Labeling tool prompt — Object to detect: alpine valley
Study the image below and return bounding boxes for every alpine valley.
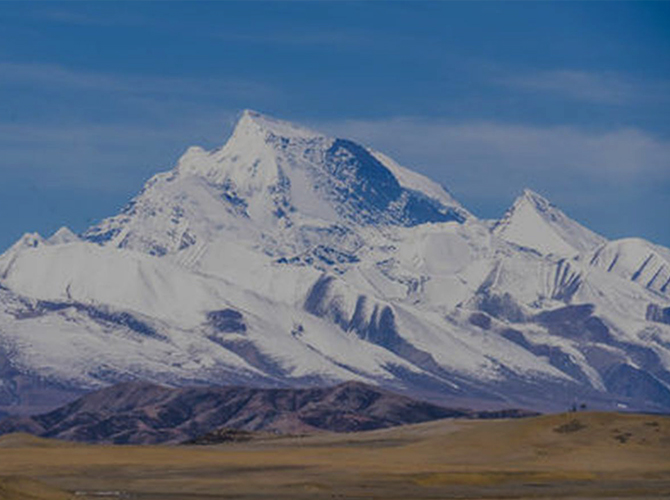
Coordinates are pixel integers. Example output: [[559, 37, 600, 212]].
[[1, 110, 669, 417]]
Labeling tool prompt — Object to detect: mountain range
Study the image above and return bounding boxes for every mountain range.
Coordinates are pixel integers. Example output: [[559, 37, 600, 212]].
[[0, 110, 669, 416], [0, 380, 534, 444]]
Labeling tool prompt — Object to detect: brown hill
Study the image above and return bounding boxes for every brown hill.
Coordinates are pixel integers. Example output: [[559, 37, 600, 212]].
[[0, 381, 532, 444]]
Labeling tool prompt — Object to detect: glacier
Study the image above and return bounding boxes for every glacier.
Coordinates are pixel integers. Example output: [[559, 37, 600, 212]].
[[0, 109, 669, 415]]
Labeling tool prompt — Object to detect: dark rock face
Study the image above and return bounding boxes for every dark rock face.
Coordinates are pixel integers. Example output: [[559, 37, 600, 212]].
[[475, 292, 526, 323], [604, 364, 670, 407], [0, 343, 87, 416], [646, 304, 670, 325], [325, 139, 402, 213], [207, 309, 246, 333], [550, 259, 583, 302], [322, 139, 465, 227], [277, 245, 359, 268], [0, 381, 535, 445], [303, 275, 340, 322], [304, 279, 449, 382], [13, 300, 165, 341], [209, 338, 286, 377], [499, 329, 591, 385], [534, 304, 613, 343], [469, 313, 492, 330], [535, 304, 594, 324]]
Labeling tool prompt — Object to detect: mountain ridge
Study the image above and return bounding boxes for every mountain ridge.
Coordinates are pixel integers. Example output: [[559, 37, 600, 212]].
[[0, 380, 537, 444], [0, 110, 668, 416]]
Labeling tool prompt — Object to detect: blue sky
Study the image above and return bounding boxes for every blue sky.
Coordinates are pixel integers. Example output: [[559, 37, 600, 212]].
[[1, 1, 668, 250]]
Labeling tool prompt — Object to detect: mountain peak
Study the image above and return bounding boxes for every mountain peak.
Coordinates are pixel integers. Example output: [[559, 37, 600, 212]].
[[12, 232, 44, 250], [0, 232, 44, 272], [517, 188, 553, 212], [232, 109, 322, 141], [81, 110, 469, 258], [495, 189, 606, 256], [521, 187, 543, 200], [47, 227, 79, 245]]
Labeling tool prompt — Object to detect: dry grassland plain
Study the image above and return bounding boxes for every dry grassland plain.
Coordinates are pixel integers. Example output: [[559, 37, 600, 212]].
[[0, 412, 669, 500]]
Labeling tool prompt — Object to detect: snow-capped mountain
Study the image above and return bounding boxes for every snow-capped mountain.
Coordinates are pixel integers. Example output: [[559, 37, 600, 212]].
[[82, 111, 467, 263], [1, 110, 669, 415], [493, 188, 606, 257]]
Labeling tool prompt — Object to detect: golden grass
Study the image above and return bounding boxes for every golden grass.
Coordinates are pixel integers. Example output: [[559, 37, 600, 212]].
[[0, 411, 669, 499], [0, 477, 74, 500]]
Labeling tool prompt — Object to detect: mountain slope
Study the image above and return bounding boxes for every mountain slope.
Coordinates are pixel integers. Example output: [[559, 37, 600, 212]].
[[587, 237, 670, 299], [0, 110, 669, 416]]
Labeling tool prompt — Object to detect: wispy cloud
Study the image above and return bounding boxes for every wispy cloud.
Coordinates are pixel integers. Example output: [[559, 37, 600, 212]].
[[0, 114, 237, 191], [318, 117, 670, 215], [0, 62, 279, 194], [500, 69, 670, 105], [1, 111, 668, 245], [6, 111, 668, 202], [214, 30, 370, 47], [33, 8, 140, 27], [323, 117, 669, 178], [0, 61, 276, 101]]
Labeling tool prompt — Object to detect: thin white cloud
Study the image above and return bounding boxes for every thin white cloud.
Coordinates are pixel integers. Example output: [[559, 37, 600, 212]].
[[214, 30, 369, 47], [500, 69, 670, 105], [0, 61, 275, 100], [318, 117, 670, 210], [5, 114, 668, 200], [323, 117, 669, 177], [0, 115, 236, 191], [1, 112, 668, 245], [32, 8, 143, 27]]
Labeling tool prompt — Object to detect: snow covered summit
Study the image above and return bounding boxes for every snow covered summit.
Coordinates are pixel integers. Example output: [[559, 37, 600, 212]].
[[0, 111, 669, 416], [82, 110, 468, 261], [494, 189, 606, 256]]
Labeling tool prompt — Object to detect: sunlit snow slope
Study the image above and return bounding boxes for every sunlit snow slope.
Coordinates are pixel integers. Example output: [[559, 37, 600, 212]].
[[1, 110, 669, 415]]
